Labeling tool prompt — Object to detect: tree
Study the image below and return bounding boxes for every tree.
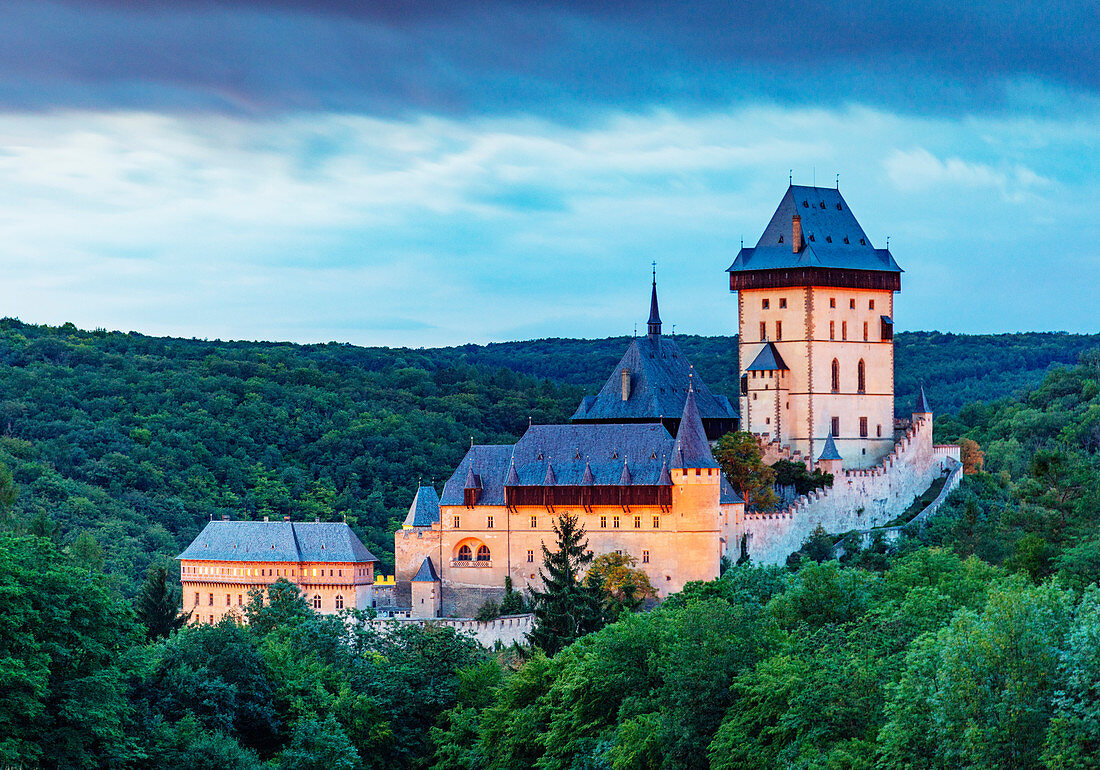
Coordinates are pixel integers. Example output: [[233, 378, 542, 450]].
[[714, 431, 777, 510], [137, 560, 190, 640], [528, 512, 604, 655], [959, 438, 985, 474], [587, 552, 656, 619], [278, 714, 360, 770]]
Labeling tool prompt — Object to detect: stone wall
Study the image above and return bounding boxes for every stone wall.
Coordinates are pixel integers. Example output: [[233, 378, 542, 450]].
[[442, 584, 506, 618], [745, 415, 955, 565], [366, 613, 534, 648]]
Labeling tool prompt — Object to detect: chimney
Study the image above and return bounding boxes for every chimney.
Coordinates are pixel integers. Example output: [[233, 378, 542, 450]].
[[283, 516, 290, 521], [221, 515, 229, 521], [263, 516, 269, 522], [792, 214, 802, 253], [621, 368, 631, 401]]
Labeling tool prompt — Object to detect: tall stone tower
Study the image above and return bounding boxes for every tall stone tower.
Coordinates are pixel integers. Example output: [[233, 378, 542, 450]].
[[728, 185, 902, 468]]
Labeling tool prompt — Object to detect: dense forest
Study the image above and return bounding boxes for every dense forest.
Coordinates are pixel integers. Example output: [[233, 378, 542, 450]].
[[3, 322, 1100, 767], [0, 318, 1096, 595]]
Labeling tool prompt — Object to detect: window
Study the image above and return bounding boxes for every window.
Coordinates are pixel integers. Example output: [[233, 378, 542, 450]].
[[453, 515, 460, 528], [530, 515, 537, 528], [335, 595, 344, 610], [487, 515, 494, 529], [527, 549, 534, 563], [860, 417, 869, 438], [762, 298, 769, 309], [858, 359, 866, 393], [779, 298, 787, 308], [775, 321, 782, 341], [210, 615, 214, 624], [643, 550, 650, 564], [634, 515, 641, 529], [238, 594, 243, 605], [832, 416, 840, 436], [830, 297, 836, 308], [877, 424, 882, 438], [458, 544, 472, 561], [881, 316, 894, 341], [653, 515, 660, 529], [759, 321, 766, 341], [850, 298, 856, 309], [613, 515, 620, 529], [194, 592, 199, 606], [313, 595, 321, 610], [842, 321, 848, 340], [208, 593, 214, 606], [338, 569, 342, 577], [476, 545, 491, 562], [600, 515, 607, 528], [869, 299, 875, 310], [830, 321, 835, 340], [831, 359, 840, 392]]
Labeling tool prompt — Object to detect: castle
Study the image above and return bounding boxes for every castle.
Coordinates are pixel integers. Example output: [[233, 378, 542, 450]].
[[393, 183, 960, 617]]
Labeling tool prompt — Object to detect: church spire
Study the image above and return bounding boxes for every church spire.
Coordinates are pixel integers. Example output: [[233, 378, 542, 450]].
[[647, 262, 662, 337]]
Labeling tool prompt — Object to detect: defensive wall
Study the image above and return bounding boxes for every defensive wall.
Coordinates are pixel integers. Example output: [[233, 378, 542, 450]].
[[365, 613, 533, 648], [745, 415, 958, 564]]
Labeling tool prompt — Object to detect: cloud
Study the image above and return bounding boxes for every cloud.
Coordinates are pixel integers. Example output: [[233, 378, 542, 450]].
[[883, 148, 1051, 200]]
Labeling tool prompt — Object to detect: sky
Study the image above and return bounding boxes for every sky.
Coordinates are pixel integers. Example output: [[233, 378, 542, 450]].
[[0, 0, 1097, 346]]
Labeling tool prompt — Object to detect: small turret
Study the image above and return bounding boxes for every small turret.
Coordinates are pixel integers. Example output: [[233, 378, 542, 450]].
[[816, 432, 843, 476], [914, 384, 932, 417], [671, 380, 719, 470]]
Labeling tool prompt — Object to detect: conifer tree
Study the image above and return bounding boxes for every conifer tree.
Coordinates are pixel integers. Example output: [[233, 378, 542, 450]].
[[137, 561, 190, 640], [528, 512, 604, 655]]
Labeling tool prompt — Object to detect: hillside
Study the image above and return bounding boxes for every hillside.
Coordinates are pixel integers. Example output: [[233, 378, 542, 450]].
[[0, 317, 1095, 594]]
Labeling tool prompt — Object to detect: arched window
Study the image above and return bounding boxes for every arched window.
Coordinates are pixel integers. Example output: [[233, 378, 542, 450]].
[[312, 595, 321, 610], [335, 595, 344, 610], [831, 359, 840, 393], [476, 544, 491, 562], [458, 544, 472, 561], [857, 359, 866, 393]]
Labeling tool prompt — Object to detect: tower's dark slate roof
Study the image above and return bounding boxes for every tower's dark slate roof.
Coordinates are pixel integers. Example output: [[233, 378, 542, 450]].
[[179, 521, 378, 563], [570, 335, 738, 424], [412, 556, 440, 582], [745, 341, 789, 372], [915, 385, 932, 414], [648, 278, 662, 331], [440, 424, 677, 505], [403, 484, 440, 527], [728, 185, 902, 275], [672, 385, 719, 469], [543, 462, 557, 486], [817, 433, 843, 461], [720, 475, 744, 505]]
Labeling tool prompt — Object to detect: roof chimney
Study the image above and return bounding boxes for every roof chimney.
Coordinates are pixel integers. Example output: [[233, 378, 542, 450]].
[[792, 214, 803, 253], [263, 516, 269, 522], [221, 515, 229, 521], [621, 368, 631, 401]]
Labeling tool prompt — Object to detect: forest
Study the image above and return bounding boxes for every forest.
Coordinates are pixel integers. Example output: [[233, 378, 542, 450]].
[[2, 320, 1100, 767]]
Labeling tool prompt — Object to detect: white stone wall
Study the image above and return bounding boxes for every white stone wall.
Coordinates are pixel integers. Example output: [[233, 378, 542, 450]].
[[745, 415, 953, 565], [365, 613, 534, 648]]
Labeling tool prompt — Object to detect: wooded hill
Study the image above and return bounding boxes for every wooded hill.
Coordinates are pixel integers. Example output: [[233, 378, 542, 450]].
[[0, 317, 1095, 594]]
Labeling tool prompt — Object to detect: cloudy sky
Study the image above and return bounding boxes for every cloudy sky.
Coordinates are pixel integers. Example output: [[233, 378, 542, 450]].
[[0, 0, 1097, 346]]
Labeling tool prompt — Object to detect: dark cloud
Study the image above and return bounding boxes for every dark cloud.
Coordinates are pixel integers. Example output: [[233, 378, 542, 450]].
[[0, 0, 1095, 118]]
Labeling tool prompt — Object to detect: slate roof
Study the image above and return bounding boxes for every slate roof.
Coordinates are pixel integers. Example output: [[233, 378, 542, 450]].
[[648, 278, 662, 332], [915, 385, 932, 414], [403, 484, 441, 527], [720, 475, 744, 505], [817, 433, 843, 461], [412, 556, 440, 582], [728, 185, 902, 275], [440, 424, 678, 506], [179, 521, 378, 563], [745, 342, 789, 372], [570, 334, 738, 423], [671, 384, 719, 469]]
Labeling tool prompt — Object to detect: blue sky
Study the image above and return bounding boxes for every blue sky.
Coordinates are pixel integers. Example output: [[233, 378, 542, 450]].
[[0, 0, 1097, 345]]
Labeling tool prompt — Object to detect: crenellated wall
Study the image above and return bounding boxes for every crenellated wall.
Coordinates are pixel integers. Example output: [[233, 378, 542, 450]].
[[366, 613, 534, 648], [744, 414, 955, 565]]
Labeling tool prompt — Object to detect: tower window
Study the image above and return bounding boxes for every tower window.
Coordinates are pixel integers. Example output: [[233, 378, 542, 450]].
[[762, 298, 769, 309], [613, 516, 620, 529], [830, 321, 835, 340], [313, 595, 321, 610], [831, 359, 840, 392], [760, 321, 766, 341], [643, 550, 650, 564], [864, 322, 869, 341], [486, 515, 494, 529], [850, 298, 856, 309], [335, 595, 344, 610], [860, 417, 869, 438], [530, 515, 537, 528], [600, 515, 607, 528], [869, 299, 875, 310], [653, 516, 660, 528], [832, 416, 840, 436], [842, 321, 847, 340], [779, 298, 787, 308], [877, 424, 882, 438], [858, 359, 866, 393], [634, 515, 641, 529], [775, 321, 782, 341], [453, 515, 460, 528], [830, 297, 836, 308], [527, 549, 534, 563]]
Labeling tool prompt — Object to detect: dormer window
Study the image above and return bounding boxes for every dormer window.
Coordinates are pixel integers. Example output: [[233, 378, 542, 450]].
[[802, 200, 809, 207], [826, 236, 832, 243], [778, 235, 784, 243], [844, 236, 849, 244]]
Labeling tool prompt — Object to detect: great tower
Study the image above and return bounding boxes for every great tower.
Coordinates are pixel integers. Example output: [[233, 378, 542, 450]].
[[728, 184, 902, 469]]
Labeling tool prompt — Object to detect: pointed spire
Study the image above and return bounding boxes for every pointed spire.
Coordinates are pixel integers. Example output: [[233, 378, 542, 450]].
[[915, 384, 932, 414], [672, 380, 718, 469], [581, 459, 595, 486], [658, 456, 672, 486], [817, 432, 843, 461], [404, 483, 441, 527], [647, 262, 662, 337], [542, 461, 556, 486], [618, 458, 633, 486], [464, 465, 481, 490], [505, 459, 520, 486]]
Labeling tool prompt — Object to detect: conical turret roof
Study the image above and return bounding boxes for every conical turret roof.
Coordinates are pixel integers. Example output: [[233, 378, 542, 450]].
[[581, 459, 595, 485], [647, 273, 662, 336], [464, 465, 481, 489], [817, 432, 843, 461], [403, 483, 441, 527], [618, 458, 633, 485], [671, 381, 718, 469], [542, 461, 557, 486], [915, 384, 932, 414]]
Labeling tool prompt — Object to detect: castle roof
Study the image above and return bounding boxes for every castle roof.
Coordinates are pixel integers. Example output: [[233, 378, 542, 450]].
[[915, 384, 932, 414], [570, 334, 738, 424], [440, 423, 677, 505], [411, 556, 440, 582], [403, 483, 440, 527], [745, 341, 789, 372], [648, 275, 662, 334], [178, 520, 378, 563], [728, 185, 902, 276], [671, 383, 719, 469], [720, 475, 743, 504], [817, 432, 843, 461]]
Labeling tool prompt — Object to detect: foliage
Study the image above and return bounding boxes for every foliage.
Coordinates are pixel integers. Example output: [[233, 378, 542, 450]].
[[528, 512, 605, 655], [587, 551, 657, 619], [771, 458, 833, 495], [136, 560, 190, 640], [714, 431, 777, 510]]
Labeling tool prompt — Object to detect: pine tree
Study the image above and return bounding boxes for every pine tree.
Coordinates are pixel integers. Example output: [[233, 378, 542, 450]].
[[137, 561, 190, 640], [528, 512, 604, 655]]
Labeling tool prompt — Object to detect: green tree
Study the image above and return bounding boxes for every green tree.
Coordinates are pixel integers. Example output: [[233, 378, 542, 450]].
[[714, 431, 777, 510], [278, 714, 361, 770], [587, 551, 656, 619], [528, 512, 604, 655], [137, 560, 190, 640], [1043, 586, 1100, 768]]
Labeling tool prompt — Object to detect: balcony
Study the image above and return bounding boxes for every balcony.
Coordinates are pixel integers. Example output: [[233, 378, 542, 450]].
[[450, 559, 492, 568]]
